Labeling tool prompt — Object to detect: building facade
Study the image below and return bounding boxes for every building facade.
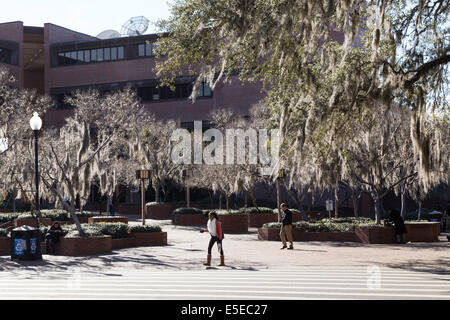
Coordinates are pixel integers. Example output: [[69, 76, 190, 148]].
[[0, 21, 265, 128]]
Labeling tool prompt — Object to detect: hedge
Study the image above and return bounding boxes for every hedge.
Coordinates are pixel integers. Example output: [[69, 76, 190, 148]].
[[263, 218, 383, 232], [173, 207, 204, 215], [240, 207, 274, 214], [41, 223, 163, 239]]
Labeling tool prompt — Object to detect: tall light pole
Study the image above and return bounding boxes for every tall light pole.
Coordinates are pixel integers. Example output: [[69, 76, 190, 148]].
[[136, 170, 150, 225], [30, 112, 42, 228], [277, 169, 285, 223]]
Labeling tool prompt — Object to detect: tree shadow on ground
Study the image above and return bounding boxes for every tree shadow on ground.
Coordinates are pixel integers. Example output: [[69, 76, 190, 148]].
[[369, 258, 450, 276], [298, 241, 450, 251]]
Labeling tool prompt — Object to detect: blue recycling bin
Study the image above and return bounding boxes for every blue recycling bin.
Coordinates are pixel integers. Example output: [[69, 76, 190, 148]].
[[10, 226, 42, 261]]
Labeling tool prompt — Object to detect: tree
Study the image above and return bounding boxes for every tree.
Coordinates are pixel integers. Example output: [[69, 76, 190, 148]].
[[155, 0, 449, 199], [38, 89, 144, 235]]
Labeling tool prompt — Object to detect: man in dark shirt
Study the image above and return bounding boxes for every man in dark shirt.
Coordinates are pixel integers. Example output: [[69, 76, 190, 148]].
[[280, 203, 294, 250]]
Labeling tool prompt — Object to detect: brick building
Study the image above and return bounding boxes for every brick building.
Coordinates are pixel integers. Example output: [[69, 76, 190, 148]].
[[0, 21, 265, 128]]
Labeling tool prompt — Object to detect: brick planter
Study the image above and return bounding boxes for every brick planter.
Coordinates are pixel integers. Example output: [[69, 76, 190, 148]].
[[248, 213, 278, 228], [258, 227, 361, 242], [147, 204, 175, 220], [132, 232, 167, 247], [14, 218, 52, 228], [111, 237, 135, 250], [44, 236, 113, 256], [117, 205, 142, 215], [218, 214, 248, 233], [355, 227, 396, 244], [172, 214, 207, 226], [0, 237, 10, 256], [405, 222, 441, 242], [88, 216, 129, 224]]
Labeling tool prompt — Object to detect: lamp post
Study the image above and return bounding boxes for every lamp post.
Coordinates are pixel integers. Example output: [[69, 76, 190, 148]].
[[136, 170, 150, 225], [30, 112, 42, 228]]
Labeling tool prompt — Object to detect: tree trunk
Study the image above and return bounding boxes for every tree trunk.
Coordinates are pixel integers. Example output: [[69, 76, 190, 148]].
[[352, 194, 359, 218], [400, 190, 406, 218], [285, 187, 307, 221], [244, 192, 248, 208], [226, 196, 230, 211], [248, 190, 258, 208], [219, 193, 222, 210], [154, 184, 160, 203], [374, 196, 381, 225], [418, 201, 422, 220]]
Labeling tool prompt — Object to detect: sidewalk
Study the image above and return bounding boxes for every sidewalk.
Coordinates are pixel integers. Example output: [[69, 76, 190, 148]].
[[1, 215, 448, 274]]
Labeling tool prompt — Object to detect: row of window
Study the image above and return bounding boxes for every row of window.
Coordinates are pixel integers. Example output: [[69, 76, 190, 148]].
[[0, 48, 12, 65], [56, 42, 158, 66], [53, 82, 212, 108], [137, 82, 212, 101], [57, 46, 125, 65]]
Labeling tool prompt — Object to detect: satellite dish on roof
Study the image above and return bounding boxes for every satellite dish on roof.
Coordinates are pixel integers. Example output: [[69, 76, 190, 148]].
[[97, 30, 121, 39], [121, 16, 149, 37]]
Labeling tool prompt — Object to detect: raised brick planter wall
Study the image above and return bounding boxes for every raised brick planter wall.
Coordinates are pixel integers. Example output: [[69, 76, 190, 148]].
[[258, 227, 362, 242], [405, 222, 441, 242], [111, 237, 135, 250], [88, 216, 128, 224], [218, 214, 248, 233], [44, 236, 113, 256], [14, 218, 52, 228], [355, 227, 396, 244], [0, 237, 10, 256], [117, 205, 142, 215], [172, 214, 207, 226], [147, 204, 175, 220], [249, 213, 304, 228], [132, 232, 168, 247]]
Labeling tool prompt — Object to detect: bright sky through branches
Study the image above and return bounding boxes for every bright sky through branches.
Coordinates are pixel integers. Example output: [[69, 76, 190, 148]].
[[0, 0, 171, 36]]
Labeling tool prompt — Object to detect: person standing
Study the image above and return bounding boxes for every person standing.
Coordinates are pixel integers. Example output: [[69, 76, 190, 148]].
[[45, 222, 66, 254], [280, 203, 294, 250], [200, 211, 225, 266], [388, 208, 407, 244]]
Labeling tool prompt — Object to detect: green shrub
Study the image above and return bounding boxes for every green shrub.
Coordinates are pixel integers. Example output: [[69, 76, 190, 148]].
[[263, 218, 387, 232], [0, 228, 8, 237], [62, 224, 104, 238], [173, 207, 204, 215], [263, 222, 282, 228], [241, 207, 274, 214], [146, 202, 160, 206], [129, 225, 162, 233], [271, 208, 301, 214], [94, 223, 130, 239]]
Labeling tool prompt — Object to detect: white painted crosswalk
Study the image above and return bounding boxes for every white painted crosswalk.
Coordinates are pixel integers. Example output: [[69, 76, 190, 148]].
[[0, 267, 449, 300]]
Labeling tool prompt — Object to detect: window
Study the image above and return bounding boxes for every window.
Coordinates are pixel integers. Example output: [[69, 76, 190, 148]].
[[0, 48, 12, 64], [97, 48, 103, 61], [77, 51, 84, 62], [118, 46, 124, 59], [138, 43, 155, 57], [91, 49, 97, 62], [104, 47, 111, 61], [198, 82, 212, 97], [84, 50, 90, 63], [111, 47, 117, 60]]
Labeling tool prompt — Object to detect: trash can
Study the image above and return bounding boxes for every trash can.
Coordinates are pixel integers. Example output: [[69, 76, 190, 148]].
[[10, 225, 42, 261]]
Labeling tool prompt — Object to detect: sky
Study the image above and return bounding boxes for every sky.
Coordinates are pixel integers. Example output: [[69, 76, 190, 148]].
[[0, 0, 172, 37]]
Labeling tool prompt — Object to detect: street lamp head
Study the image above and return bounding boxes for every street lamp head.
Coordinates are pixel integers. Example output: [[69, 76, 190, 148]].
[[30, 112, 43, 131]]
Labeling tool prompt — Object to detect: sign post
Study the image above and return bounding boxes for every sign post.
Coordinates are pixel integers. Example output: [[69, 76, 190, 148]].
[[326, 200, 334, 219], [136, 170, 150, 226]]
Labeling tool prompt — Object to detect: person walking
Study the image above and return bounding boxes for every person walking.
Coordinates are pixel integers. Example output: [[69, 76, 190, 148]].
[[200, 211, 225, 266], [280, 203, 294, 250]]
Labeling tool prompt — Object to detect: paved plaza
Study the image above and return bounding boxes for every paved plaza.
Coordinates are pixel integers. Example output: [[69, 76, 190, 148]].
[[0, 216, 449, 300]]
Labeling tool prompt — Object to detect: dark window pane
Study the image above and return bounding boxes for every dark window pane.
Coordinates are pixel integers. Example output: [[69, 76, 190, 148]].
[[91, 49, 97, 61], [145, 43, 152, 56], [137, 87, 153, 101], [58, 52, 65, 65], [104, 47, 111, 61], [97, 48, 103, 61], [203, 83, 211, 96], [84, 50, 90, 63], [77, 51, 84, 62], [118, 46, 124, 59], [138, 44, 145, 57], [111, 47, 117, 60]]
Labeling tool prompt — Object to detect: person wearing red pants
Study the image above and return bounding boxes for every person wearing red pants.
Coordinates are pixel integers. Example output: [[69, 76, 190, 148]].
[[200, 211, 225, 266]]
